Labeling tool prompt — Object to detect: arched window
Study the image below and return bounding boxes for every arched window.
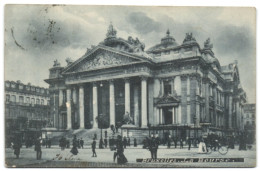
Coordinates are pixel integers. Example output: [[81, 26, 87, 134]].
[[36, 99, 40, 104]]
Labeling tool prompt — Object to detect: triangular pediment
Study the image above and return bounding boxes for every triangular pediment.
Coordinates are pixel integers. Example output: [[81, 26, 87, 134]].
[[63, 47, 147, 73]]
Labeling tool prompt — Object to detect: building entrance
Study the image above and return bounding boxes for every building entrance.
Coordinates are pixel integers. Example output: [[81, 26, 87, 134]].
[[163, 107, 173, 125]]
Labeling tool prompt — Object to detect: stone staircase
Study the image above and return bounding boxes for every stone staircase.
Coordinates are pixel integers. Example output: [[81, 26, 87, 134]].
[[50, 128, 122, 146]]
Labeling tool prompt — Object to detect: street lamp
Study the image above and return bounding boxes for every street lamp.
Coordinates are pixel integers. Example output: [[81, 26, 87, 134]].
[[193, 115, 197, 139]]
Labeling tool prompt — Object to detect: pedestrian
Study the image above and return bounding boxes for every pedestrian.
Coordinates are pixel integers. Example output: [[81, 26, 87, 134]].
[[13, 137, 22, 159], [134, 138, 137, 147], [115, 135, 127, 164], [149, 135, 158, 159], [180, 139, 183, 149], [110, 125, 115, 134], [77, 139, 81, 148], [105, 130, 108, 138], [115, 124, 119, 133], [127, 137, 130, 147], [66, 140, 70, 148], [48, 139, 52, 148], [70, 135, 79, 155], [174, 138, 177, 148], [80, 138, 84, 149], [104, 138, 108, 148], [94, 133, 97, 140], [92, 138, 97, 157], [198, 138, 207, 154], [45, 137, 48, 148], [35, 137, 42, 160], [188, 138, 192, 150], [167, 137, 171, 148], [123, 137, 127, 148], [59, 136, 65, 150]]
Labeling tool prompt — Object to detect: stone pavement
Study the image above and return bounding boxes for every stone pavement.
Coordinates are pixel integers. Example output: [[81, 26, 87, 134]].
[[5, 145, 256, 168]]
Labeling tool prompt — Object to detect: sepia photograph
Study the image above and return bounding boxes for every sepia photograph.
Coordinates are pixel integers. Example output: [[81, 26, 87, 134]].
[[3, 4, 256, 168]]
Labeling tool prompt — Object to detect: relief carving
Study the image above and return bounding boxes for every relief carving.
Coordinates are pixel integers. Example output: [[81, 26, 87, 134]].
[[76, 52, 136, 72]]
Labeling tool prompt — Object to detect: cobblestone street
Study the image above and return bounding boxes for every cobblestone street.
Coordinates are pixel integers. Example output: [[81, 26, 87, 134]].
[[5, 145, 256, 168]]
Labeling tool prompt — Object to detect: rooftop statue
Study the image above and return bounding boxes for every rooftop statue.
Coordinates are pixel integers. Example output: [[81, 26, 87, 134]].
[[183, 32, 196, 44], [204, 38, 213, 49], [127, 36, 145, 51], [65, 57, 73, 66], [106, 22, 117, 38], [53, 59, 61, 67]]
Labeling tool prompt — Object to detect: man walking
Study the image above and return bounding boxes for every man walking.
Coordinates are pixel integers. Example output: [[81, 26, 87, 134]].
[[123, 137, 127, 149], [35, 137, 42, 160], [80, 138, 84, 149], [92, 138, 97, 157], [149, 135, 158, 159]]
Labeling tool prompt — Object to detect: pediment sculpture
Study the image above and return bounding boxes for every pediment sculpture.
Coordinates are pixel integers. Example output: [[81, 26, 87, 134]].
[[75, 52, 138, 72]]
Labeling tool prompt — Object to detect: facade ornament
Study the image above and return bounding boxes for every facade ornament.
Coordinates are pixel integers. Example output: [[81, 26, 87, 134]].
[[204, 38, 213, 49], [76, 52, 135, 72], [161, 29, 175, 44], [127, 36, 145, 52], [66, 57, 73, 66], [53, 59, 61, 67], [106, 22, 117, 38], [182, 32, 196, 44]]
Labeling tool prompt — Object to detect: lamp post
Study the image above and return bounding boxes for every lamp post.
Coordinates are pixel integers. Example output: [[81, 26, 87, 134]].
[[193, 115, 197, 139]]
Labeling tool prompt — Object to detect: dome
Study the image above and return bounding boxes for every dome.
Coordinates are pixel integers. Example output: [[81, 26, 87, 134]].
[[147, 29, 179, 53]]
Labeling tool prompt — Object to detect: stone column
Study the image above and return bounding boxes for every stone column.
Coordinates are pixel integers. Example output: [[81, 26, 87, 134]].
[[159, 108, 162, 124], [92, 82, 98, 128], [59, 89, 63, 106], [175, 75, 181, 95], [156, 108, 160, 125], [79, 85, 85, 129], [178, 106, 182, 124], [109, 80, 115, 126], [134, 85, 139, 127], [66, 88, 72, 129], [124, 78, 130, 114], [172, 107, 175, 124], [141, 77, 148, 128], [204, 79, 210, 123], [160, 79, 164, 96]]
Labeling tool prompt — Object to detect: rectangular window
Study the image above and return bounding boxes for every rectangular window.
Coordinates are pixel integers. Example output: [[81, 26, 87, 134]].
[[36, 99, 40, 104], [164, 80, 172, 95], [26, 97, 30, 103], [31, 98, 35, 105], [41, 99, 44, 105], [19, 96, 24, 103], [11, 95, 16, 102], [6, 94, 10, 102]]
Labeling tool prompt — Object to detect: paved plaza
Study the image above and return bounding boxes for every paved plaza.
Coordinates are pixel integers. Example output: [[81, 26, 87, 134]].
[[5, 145, 256, 168]]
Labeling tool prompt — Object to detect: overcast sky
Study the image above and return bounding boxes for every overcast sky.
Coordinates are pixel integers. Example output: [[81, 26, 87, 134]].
[[4, 5, 256, 103]]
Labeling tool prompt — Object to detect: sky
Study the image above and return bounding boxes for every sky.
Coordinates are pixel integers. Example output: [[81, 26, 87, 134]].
[[4, 5, 256, 103]]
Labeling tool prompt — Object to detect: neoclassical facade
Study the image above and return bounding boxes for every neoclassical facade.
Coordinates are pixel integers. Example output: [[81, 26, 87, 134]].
[[45, 24, 247, 138]]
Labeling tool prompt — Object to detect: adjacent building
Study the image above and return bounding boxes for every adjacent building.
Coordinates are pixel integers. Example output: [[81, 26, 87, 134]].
[[45, 24, 247, 140], [243, 103, 256, 143], [5, 80, 51, 145]]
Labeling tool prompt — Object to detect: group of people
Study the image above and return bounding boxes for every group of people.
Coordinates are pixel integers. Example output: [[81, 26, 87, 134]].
[[143, 135, 160, 159], [59, 136, 84, 150]]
